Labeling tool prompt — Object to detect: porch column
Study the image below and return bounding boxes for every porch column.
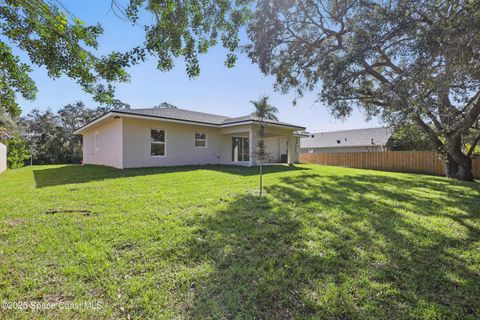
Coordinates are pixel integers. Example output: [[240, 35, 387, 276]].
[[249, 127, 256, 166], [287, 135, 296, 164]]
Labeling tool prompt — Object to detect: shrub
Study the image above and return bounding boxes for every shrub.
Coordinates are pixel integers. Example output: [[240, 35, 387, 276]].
[[7, 138, 30, 168]]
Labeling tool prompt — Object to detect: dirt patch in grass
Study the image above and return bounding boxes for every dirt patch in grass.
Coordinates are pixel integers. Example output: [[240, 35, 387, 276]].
[[2, 218, 25, 227], [43, 293, 74, 304], [44, 209, 95, 216]]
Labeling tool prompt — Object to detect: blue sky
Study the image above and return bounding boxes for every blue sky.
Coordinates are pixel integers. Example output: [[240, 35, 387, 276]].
[[17, 0, 383, 133]]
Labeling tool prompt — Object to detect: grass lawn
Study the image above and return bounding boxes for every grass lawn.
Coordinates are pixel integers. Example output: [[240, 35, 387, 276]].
[[0, 164, 479, 319]]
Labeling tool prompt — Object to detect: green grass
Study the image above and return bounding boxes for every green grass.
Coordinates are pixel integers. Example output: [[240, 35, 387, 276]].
[[0, 164, 479, 319]]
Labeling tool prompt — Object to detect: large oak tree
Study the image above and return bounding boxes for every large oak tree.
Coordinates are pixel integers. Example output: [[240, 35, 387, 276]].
[[245, 0, 480, 180]]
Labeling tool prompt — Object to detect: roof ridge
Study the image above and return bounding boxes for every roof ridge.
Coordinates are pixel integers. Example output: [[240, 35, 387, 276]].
[[312, 127, 389, 134], [127, 107, 232, 119], [173, 107, 232, 119]]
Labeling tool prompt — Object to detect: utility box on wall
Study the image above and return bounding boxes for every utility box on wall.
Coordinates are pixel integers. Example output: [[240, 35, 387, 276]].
[[0, 142, 6, 174]]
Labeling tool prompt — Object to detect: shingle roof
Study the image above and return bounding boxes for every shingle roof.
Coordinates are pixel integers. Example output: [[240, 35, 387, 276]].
[[115, 107, 231, 125], [300, 127, 393, 148], [112, 107, 304, 128], [74, 104, 306, 134]]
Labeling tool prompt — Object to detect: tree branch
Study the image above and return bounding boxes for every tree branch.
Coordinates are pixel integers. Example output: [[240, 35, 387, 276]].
[[424, 108, 444, 132], [361, 60, 393, 86], [452, 91, 480, 133], [412, 114, 443, 150], [467, 133, 480, 157]]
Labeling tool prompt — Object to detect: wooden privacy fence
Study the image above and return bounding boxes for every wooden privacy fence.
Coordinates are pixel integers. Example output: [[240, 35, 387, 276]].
[[300, 151, 480, 179]]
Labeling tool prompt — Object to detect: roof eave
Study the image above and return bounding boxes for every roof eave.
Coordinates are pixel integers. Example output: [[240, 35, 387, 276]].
[[73, 112, 112, 134], [300, 144, 387, 148], [220, 120, 305, 130], [74, 110, 306, 134]]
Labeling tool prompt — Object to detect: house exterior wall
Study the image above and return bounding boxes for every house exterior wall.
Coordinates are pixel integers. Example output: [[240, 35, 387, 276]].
[[0, 142, 6, 174], [295, 137, 301, 162], [82, 118, 123, 168], [264, 137, 281, 161], [263, 136, 294, 162], [122, 117, 228, 168], [81, 117, 301, 168], [301, 145, 386, 154], [249, 124, 297, 164]]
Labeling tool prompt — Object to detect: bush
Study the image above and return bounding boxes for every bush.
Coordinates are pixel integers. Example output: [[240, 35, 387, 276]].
[[7, 138, 30, 168]]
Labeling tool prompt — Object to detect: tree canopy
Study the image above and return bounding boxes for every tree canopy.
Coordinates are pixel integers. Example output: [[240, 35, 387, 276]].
[[0, 0, 136, 117], [389, 122, 435, 151], [121, 0, 250, 77], [21, 102, 103, 165], [0, 0, 252, 117], [244, 0, 480, 180]]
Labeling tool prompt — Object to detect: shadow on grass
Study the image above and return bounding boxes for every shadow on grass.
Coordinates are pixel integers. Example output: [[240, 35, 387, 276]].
[[32, 164, 308, 188], [186, 172, 480, 319]]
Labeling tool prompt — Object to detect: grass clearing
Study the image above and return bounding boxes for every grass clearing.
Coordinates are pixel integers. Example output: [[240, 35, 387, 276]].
[[0, 164, 479, 319]]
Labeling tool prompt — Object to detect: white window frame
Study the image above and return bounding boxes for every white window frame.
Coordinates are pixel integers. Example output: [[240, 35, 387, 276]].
[[195, 132, 207, 148], [94, 131, 99, 151], [232, 137, 250, 162], [150, 128, 166, 157]]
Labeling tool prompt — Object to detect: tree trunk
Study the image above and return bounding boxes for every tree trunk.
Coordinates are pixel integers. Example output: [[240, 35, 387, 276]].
[[413, 109, 477, 181], [443, 153, 473, 181], [259, 162, 263, 196]]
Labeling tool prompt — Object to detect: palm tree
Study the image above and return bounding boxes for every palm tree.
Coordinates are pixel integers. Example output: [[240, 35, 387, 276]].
[[250, 96, 279, 196]]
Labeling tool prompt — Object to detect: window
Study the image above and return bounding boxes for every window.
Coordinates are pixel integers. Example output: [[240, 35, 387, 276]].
[[195, 133, 207, 148], [94, 131, 99, 151], [151, 129, 165, 156], [336, 139, 341, 144], [231, 137, 249, 162]]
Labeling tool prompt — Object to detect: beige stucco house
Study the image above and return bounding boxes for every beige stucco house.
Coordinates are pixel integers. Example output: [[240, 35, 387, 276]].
[[74, 105, 305, 169]]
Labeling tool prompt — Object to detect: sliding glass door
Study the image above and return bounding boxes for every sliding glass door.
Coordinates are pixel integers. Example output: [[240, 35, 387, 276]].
[[232, 137, 249, 162]]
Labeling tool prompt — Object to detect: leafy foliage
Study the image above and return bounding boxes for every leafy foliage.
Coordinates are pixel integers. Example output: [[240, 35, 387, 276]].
[[0, 0, 252, 117], [389, 123, 435, 151], [0, 109, 17, 141], [22, 109, 67, 164], [6, 138, 29, 168], [245, 0, 480, 180], [1, 108, 29, 168], [251, 96, 279, 161], [21, 102, 104, 164], [0, 0, 136, 117], [122, 0, 251, 77]]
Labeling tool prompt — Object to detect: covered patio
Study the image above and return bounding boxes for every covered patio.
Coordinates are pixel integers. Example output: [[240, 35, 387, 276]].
[[220, 123, 301, 166]]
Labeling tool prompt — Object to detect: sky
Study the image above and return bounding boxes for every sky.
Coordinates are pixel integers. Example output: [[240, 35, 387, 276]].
[[16, 0, 383, 133]]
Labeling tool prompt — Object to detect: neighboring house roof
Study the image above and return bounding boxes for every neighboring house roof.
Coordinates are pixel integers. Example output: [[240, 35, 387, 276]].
[[74, 105, 306, 134], [301, 127, 393, 148]]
